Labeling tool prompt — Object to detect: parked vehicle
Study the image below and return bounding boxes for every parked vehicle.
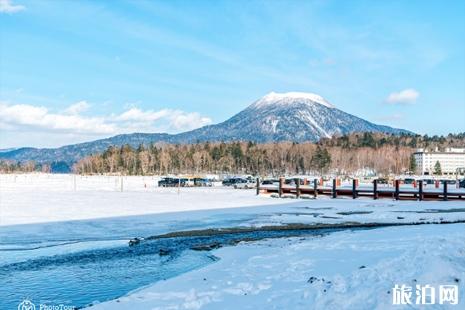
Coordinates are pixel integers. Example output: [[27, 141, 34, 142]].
[[181, 178, 195, 187], [233, 178, 255, 189], [222, 178, 237, 186], [194, 178, 212, 187], [459, 179, 465, 188], [158, 177, 185, 187], [261, 179, 279, 186], [403, 178, 415, 184], [422, 179, 435, 185], [374, 178, 388, 184], [285, 178, 306, 185], [222, 177, 254, 188]]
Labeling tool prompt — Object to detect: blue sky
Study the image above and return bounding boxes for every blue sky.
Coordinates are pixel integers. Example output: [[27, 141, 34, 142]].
[[1, 0, 464, 148]]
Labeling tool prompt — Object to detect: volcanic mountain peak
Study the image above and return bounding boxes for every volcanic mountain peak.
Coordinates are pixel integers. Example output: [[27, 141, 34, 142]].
[[0, 91, 411, 170], [256, 91, 335, 109]]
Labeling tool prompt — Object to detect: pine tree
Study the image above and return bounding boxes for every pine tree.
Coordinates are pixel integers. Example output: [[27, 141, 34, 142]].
[[311, 146, 332, 173], [409, 154, 417, 174], [434, 161, 442, 175]]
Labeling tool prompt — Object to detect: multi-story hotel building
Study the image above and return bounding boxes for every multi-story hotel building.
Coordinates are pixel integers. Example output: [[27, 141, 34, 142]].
[[414, 147, 465, 175]]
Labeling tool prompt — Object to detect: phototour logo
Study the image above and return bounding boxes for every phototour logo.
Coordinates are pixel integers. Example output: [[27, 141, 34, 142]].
[[18, 299, 35, 310], [18, 300, 75, 310]]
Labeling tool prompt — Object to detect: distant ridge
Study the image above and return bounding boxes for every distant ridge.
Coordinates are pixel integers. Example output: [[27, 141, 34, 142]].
[[0, 92, 411, 169]]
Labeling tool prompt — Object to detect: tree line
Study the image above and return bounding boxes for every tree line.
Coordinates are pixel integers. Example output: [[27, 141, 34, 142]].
[[72, 142, 333, 176], [71, 141, 409, 176], [2, 132, 464, 176], [0, 160, 51, 174], [71, 132, 465, 176], [319, 132, 465, 149]]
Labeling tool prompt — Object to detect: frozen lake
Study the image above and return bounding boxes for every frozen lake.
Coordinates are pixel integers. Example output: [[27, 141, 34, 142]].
[[1, 174, 464, 309]]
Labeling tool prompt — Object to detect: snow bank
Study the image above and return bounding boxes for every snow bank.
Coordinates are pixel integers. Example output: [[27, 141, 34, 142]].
[[91, 223, 465, 309]]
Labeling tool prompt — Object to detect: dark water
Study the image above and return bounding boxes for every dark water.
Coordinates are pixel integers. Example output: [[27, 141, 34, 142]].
[[0, 241, 215, 309], [0, 227, 360, 309]]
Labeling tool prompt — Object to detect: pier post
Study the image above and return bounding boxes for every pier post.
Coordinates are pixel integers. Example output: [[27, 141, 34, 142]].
[[443, 182, 448, 201], [332, 179, 337, 198], [352, 179, 357, 199], [418, 180, 423, 201], [295, 178, 301, 198], [373, 179, 378, 200], [313, 178, 318, 198], [395, 179, 400, 200], [256, 177, 260, 195], [279, 177, 284, 197]]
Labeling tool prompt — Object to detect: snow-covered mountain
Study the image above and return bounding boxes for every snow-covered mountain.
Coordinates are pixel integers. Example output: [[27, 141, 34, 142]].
[[0, 92, 411, 168], [173, 91, 409, 143]]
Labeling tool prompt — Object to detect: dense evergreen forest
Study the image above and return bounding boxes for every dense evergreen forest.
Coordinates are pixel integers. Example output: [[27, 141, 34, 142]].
[[2, 132, 464, 176]]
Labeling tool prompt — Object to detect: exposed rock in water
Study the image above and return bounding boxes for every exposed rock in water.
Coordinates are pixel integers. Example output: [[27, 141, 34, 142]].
[[128, 237, 144, 246], [191, 242, 222, 251]]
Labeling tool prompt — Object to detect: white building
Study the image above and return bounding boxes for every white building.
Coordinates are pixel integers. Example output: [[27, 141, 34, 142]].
[[414, 147, 465, 176]]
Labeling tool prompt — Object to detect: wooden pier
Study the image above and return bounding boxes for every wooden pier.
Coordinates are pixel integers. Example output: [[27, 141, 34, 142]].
[[257, 178, 465, 201]]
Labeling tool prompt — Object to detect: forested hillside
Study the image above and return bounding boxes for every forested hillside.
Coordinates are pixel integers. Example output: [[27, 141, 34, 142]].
[[2, 132, 464, 176]]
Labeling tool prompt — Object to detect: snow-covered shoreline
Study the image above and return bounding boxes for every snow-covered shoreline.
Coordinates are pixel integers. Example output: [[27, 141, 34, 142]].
[[1, 173, 464, 309], [2, 174, 465, 227], [91, 223, 465, 310]]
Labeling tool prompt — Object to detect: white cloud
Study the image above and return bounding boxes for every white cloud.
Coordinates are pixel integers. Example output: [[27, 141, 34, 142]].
[[0, 0, 25, 13], [64, 101, 90, 115], [0, 102, 114, 134], [0, 101, 212, 139], [386, 89, 419, 105], [168, 111, 212, 131], [111, 107, 212, 133], [114, 107, 170, 122]]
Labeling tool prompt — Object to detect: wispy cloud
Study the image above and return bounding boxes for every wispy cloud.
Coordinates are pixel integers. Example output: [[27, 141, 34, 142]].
[[0, 101, 212, 137], [386, 89, 419, 105], [64, 101, 90, 115], [0, 102, 113, 134], [0, 0, 25, 13], [169, 110, 212, 131]]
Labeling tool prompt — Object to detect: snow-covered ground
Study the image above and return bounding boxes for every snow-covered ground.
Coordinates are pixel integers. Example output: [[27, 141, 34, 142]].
[[1, 174, 464, 227], [92, 223, 465, 310], [1, 174, 464, 309], [0, 174, 294, 226]]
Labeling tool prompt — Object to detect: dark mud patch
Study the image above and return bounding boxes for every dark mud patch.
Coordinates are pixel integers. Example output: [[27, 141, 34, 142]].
[[145, 220, 465, 241], [392, 208, 465, 214], [275, 212, 323, 217], [298, 207, 334, 210], [336, 211, 374, 215]]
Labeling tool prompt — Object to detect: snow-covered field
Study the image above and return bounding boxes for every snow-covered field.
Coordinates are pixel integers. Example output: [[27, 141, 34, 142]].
[[92, 224, 465, 310], [1, 174, 464, 227], [0, 174, 293, 226], [1, 174, 464, 309]]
